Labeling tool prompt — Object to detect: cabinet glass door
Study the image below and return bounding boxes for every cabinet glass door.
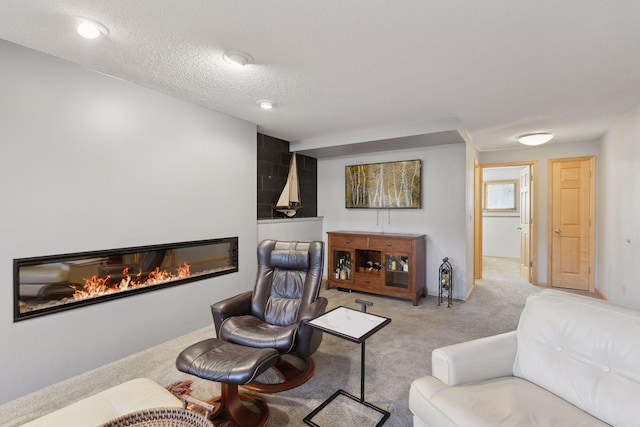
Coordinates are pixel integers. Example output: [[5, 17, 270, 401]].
[[384, 254, 409, 290]]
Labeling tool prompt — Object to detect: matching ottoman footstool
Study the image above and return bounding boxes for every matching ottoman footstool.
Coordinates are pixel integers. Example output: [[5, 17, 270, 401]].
[[176, 338, 280, 427]]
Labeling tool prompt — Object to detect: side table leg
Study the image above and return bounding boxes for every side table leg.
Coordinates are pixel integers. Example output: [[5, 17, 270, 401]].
[[360, 341, 366, 401]]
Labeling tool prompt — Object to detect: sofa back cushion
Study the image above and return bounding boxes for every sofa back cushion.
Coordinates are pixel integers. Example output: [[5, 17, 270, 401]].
[[513, 290, 640, 426]]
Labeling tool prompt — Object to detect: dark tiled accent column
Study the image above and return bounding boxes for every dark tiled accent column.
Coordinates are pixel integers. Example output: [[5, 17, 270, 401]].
[[257, 133, 317, 219]]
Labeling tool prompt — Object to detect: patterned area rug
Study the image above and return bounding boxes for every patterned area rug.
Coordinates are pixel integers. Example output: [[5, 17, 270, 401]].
[[165, 380, 237, 427]]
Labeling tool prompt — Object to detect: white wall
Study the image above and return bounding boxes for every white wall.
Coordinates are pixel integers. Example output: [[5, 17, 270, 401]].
[[317, 144, 467, 300], [0, 40, 257, 403], [463, 131, 479, 299], [483, 216, 520, 257], [597, 104, 640, 307], [257, 217, 324, 243], [479, 140, 598, 284], [482, 167, 524, 258]]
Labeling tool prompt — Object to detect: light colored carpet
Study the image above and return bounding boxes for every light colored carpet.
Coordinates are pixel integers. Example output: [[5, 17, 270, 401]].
[[3, 257, 581, 427]]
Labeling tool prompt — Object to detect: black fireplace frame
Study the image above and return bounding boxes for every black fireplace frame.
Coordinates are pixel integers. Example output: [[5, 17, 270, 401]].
[[14, 237, 238, 322]]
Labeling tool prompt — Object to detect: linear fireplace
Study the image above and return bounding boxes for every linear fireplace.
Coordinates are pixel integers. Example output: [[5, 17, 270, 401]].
[[14, 237, 238, 321]]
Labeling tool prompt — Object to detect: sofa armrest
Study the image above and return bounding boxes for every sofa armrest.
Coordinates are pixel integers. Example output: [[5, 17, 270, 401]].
[[432, 331, 517, 386]]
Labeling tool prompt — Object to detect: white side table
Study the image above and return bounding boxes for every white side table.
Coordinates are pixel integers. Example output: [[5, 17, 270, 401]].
[[303, 305, 391, 426]]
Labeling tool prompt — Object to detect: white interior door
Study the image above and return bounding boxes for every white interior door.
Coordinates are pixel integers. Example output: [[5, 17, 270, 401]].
[[550, 158, 594, 290]]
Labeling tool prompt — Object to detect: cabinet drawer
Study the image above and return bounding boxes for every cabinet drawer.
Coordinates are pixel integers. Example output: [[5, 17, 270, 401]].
[[330, 235, 367, 248], [354, 273, 381, 289], [368, 238, 412, 252]]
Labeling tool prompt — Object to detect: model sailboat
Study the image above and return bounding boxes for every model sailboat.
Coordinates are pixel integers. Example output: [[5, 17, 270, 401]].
[[273, 153, 303, 217]]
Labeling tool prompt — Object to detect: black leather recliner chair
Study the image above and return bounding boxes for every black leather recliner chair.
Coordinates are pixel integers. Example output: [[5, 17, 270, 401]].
[[211, 239, 327, 393]]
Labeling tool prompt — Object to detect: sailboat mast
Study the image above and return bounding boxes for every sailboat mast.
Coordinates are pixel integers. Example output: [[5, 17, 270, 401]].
[[288, 154, 300, 203]]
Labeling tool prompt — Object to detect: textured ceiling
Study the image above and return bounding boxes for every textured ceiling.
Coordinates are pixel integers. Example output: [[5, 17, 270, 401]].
[[1, 1, 640, 154]]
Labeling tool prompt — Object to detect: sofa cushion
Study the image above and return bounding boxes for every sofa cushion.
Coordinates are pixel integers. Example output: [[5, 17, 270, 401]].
[[409, 375, 609, 427], [513, 290, 640, 427]]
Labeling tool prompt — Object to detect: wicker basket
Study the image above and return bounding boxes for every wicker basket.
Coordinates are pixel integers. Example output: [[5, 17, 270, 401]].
[[98, 407, 214, 427]]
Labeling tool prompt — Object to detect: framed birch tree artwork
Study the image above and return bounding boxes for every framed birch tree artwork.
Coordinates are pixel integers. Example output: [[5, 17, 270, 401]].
[[345, 160, 422, 209]]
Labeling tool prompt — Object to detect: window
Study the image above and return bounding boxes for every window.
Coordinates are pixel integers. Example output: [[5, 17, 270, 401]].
[[483, 180, 518, 212]]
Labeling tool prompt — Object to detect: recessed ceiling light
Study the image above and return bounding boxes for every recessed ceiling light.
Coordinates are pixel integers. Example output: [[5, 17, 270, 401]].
[[222, 51, 253, 67], [518, 133, 553, 146], [77, 19, 109, 39], [258, 100, 274, 110]]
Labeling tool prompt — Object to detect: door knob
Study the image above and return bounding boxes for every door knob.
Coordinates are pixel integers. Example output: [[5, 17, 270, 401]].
[[555, 228, 561, 234], [516, 227, 522, 230]]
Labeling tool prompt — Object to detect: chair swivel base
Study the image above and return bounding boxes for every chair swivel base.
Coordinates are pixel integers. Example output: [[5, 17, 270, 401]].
[[208, 383, 269, 427], [242, 356, 316, 393]]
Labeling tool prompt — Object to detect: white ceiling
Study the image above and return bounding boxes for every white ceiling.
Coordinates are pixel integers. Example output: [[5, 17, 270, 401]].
[[2, 1, 640, 155]]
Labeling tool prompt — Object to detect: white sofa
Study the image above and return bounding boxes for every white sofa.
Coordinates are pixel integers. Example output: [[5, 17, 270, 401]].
[[409, 289, 640, 427], [20, 378, 182, 427]]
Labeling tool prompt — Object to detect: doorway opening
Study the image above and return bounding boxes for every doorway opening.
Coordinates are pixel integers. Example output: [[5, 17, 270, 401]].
[[474, 161, 539, 285]]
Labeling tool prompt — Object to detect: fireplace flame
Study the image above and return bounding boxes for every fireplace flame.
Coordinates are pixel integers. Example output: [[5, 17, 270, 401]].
[[71, 262, 191, 300]]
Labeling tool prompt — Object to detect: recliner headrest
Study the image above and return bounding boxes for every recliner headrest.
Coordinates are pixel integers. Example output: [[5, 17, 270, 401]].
[[271, 249, 310, 270]]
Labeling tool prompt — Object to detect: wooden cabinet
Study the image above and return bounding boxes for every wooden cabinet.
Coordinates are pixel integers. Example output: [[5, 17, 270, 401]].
[[326, 231, 426, 305]]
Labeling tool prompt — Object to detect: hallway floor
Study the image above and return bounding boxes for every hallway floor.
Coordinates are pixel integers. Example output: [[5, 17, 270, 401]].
[[477, 256, 599, 299]]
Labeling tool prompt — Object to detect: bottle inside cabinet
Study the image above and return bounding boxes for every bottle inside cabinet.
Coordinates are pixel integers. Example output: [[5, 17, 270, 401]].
[[332, 249, 352, 280]]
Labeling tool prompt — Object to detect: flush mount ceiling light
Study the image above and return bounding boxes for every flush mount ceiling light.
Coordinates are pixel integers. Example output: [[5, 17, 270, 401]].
[[77, 19, 109, 39], [222, 51, 253, 67], [518, 133, 553, 146], [257, 100, 274, 110]]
